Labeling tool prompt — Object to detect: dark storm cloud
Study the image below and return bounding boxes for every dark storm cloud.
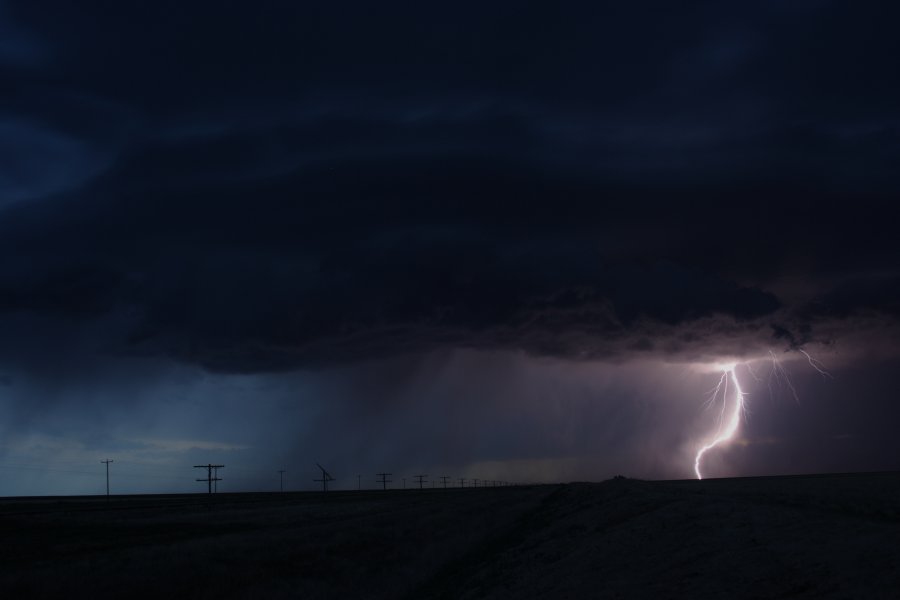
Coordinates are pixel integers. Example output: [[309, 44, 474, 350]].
[[1, 0, 899, 374], [0, 1, 44, 67]]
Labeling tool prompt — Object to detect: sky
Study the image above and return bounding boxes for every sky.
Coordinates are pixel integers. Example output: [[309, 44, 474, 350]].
[[1, 1, 899, 495]]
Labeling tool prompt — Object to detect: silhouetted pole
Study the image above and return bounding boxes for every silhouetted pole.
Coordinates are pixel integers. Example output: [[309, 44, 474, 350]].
[[414, 474, 428, 489], [402, 477, 406, 489], [377, 473, 392, 490], [314, 463, 335, 492], [194, 464, 224, 494], [458, 477, 465, 488], [439, 476, 450, 489], [278, 470, 286, 492], [100, 459, 113, 500], [472, 478, 479, 488], [358, 474, 361, 491]]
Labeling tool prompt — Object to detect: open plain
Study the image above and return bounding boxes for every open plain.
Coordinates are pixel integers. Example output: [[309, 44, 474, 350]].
[[1, 472, 898, 599]]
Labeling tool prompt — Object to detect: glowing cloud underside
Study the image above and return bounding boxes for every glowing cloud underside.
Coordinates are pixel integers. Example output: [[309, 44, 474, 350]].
[[693, 365, 746, 480]]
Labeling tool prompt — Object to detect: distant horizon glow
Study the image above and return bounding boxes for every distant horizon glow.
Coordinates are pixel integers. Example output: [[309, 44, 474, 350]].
[[0, 346, 870, 496]]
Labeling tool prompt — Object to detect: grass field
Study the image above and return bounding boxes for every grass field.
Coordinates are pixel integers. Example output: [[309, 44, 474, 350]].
[[1, 473, 898, 598]]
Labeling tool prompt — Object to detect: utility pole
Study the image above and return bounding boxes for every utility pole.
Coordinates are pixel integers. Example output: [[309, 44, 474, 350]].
[[358, 474, 361, 490], [414, 474, 428, 489], [376, 473, 392, 490], [314, 463, 335, 492], [458, 477, 465, 488], [472, 478, 479, 488], [100, 459, 113, 500], [194, 464, 224, 494], [439, 476, 450, 489], [278, 470, 286, 492], [402, 477, 406, 489]]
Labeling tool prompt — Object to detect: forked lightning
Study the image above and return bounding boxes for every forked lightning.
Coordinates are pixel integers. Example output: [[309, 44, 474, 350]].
[[694, 364, 745, 480], [693, 350, 829, 479]]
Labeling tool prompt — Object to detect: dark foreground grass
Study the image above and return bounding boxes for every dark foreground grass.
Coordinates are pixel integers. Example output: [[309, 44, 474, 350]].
[[2, 473, 899, 599], [0, 486, 553, 599]]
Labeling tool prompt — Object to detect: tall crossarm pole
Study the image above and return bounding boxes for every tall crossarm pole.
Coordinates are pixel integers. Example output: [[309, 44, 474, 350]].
[[100, 459, 113, 500], [194, 464, 224, 494]]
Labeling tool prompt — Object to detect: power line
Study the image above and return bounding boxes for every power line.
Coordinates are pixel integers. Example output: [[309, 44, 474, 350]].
[[0, 463, 119, 477]]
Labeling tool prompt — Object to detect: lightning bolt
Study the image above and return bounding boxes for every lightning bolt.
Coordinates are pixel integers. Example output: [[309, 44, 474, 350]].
[[769, 350, 800, 404], [799, 349, 833, 379], [693, 364, 745, 480], [692, 348, 831, 479]]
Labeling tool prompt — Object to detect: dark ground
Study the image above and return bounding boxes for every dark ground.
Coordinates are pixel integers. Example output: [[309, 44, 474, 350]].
[[1, 473, 898, 599]]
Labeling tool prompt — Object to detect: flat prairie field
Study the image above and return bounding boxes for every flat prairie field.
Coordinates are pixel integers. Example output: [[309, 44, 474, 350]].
[[1, 473, 898, 599]]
